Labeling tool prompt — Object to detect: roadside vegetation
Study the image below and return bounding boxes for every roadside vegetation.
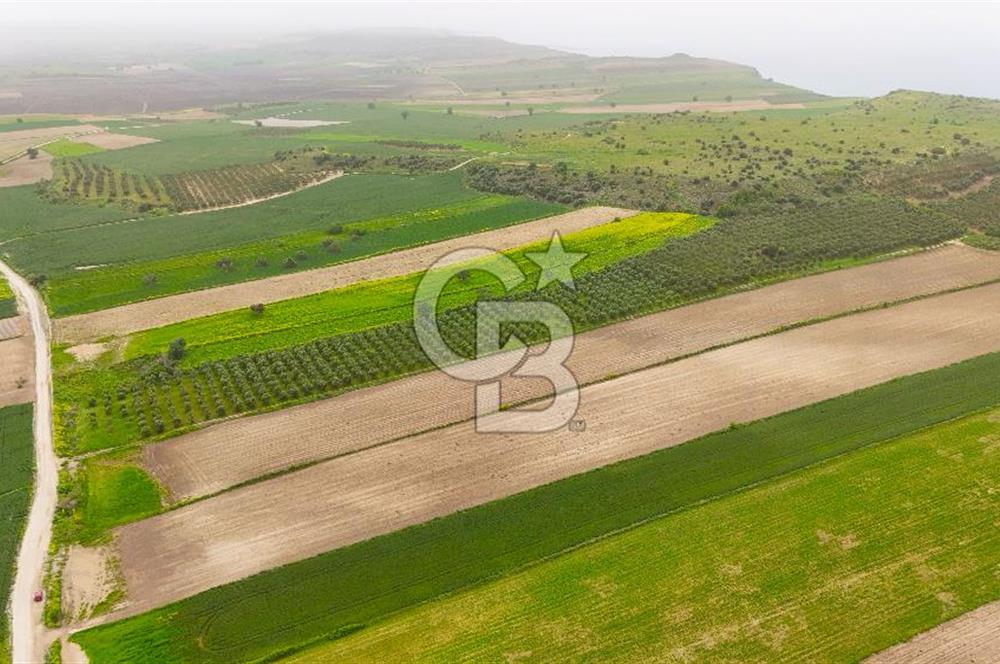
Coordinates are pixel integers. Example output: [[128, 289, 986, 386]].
[[0, 404, 34, 664], [0, 276, 16, 320], [69, 353, 1000, 663]]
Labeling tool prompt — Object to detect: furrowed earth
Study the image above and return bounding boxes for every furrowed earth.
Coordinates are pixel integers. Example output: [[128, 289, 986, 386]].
[[143, 243, 1000, 502], [3, 29, 1000, 664], [104, 282, 1000, 615]]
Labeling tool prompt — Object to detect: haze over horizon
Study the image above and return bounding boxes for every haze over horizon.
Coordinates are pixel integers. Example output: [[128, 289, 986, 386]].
[[2, 1, 998, 100]]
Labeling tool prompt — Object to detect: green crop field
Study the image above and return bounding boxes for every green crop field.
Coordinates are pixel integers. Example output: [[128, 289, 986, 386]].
[[0, 171, 566, 314], [0, 275, 16, 320], [123, 212, 711, 364], [5, 172, 483, 274], [54, 196, 957, 457], [41, 139, 104, 158], [53, 212, 706, 459], [7, 33, 1000, 664], [46, 193, 564, 315], [0, 185, 132, 242], [0, 118, 80, 133], [80, 105, 559, 175], [0, 404, 34, 664], [69, 352, 1000, 663], [292, 406, 1000, 663], [80, 121, 302, 174]]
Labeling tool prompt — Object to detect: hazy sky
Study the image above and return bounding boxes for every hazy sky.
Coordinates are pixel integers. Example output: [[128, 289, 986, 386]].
[[4, 1, 998, 99]]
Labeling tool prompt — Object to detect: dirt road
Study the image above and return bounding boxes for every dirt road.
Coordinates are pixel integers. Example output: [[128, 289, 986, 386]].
[[0, 260, 57, 664], [112, 282, 1000, 614]]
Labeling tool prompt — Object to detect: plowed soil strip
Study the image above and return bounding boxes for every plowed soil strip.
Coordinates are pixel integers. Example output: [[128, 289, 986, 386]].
[[864, 600, 1000, 663], [116, 282, 1000, 613], [54, 206, 635, 343], [145, 244, 1000, 501], [0, 318, 34, 408]]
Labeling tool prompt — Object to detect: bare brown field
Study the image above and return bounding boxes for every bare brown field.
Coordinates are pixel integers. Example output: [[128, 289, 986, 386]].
[[415, 92, 603, 105], [75, 132, 159, 150], [0, 316, 23, 341], [61, 546, 115, 623], [560, 100, 807, 114], [456, 109, 531, 118], [0, 124, 103, 162], [113, 282, 1000, 613], [865, 600, 1000, 663], [145, 244, 1000, 502], [136, 108, 225, 121], [54, 206, 636, 343], [0, 151, 53, 187], [0, 319, 34, 407]]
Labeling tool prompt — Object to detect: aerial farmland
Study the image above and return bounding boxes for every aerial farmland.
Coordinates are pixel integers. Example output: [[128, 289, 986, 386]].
[[0, 6, 999, 664]]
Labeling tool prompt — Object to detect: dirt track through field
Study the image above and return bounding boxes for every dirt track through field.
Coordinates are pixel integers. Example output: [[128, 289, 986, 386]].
[[865, 600, 1000, 663], [114, 281, 1000, 614], [144, 244, 1000, 501], [54, 206, 636, 343]]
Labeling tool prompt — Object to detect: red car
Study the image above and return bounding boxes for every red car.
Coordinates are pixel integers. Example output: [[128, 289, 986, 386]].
[[32, 591, 43, 603]]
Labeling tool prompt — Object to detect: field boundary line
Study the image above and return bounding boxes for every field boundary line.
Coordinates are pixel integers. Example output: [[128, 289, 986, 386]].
[[60, 245, 995, 467], [53, 205, 633, 341], [71, 365, 1000, 640], [175, 170, 343, 216], [241, 397, 1000, 660], [118, 271, 1000, 511]]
